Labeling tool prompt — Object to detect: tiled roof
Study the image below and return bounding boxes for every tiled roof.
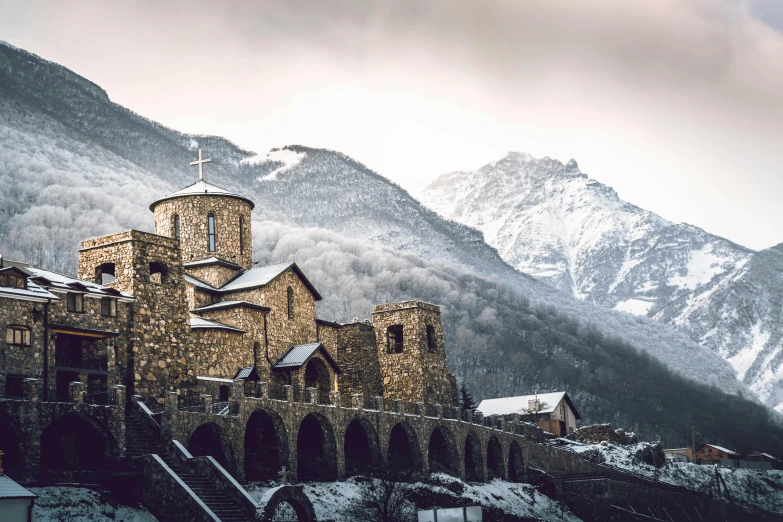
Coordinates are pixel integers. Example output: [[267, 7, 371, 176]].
[[701, 444, 740, 457], [477, 391, 581, 419], [0, 475, 36, 499], [150, 179, 255, 210], [189, 316, 246, 333], [192, 301, 270, 313], [220, 262, 322, 300], [234, 367, 261, 380], [273, 343, 341, 374], [184, 257, 242, 270]]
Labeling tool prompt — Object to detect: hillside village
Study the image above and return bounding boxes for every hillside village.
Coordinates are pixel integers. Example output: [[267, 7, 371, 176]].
[[1, 152, 782, 521]]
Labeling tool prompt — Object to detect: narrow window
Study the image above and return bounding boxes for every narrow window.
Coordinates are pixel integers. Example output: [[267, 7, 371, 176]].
[[208, 214, 216, 252], [219, 385, 231, 402], [67, 293, 84, 313], [239, 216, 244, 254], [287, 287, 294, 320], [386, 325, 404, 353], [173, 215, 181, 240], [101, 297, 117, 317], [426, 325, 436, 352], [6, 326, 31, 346]]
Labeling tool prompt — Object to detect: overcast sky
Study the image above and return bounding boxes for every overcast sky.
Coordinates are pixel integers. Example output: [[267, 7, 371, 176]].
[[1, 0, 782, 250]]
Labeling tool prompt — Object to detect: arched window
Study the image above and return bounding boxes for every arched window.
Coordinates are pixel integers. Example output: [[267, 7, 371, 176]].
[[149, 262, 168, 284], [207, 214, 216, 252], [95, 263, 116, 285], [287, 287, 294, 320], [173, 215, 181, 240], [239, 216, 244, 254]]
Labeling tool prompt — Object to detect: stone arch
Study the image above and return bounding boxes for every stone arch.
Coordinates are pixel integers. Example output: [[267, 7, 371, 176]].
[[344, 417, 381, 477], [296, 412, 338, 482], [427, 425, 459, 477], [486, 436, 504, 480], [463, 431, 484, 482], [188, 422, 236, 475], [304, 357, 330, 404], [0, 411, 23, 471], [94, 262, 116, 285], [508, 440, 524, 482], [40, 414, 113, 472], [245, 408, 290, 482], [258, 486, 317, 521], [387, 421, 423, 477]]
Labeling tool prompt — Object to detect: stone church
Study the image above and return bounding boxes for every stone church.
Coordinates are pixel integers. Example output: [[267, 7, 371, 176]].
[[0, 150, 457, 410]]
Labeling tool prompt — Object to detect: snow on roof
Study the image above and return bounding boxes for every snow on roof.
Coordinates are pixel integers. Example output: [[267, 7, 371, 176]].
[[184, 257, 241, 270], [2, 260, 131, 300], [196, 376, 233, 383], [0, 475, 36, 499], [702, 444, 740, 456], [189, 316, 246, 333], [149, 179, 255, 210], [192, 300, 270, 313], [477, 391, 580, 419], [273, 343, 341, 373], [220, 262, 322, 300]]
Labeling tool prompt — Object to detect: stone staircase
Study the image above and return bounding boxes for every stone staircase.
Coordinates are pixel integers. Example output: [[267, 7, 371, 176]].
[[123, 411, 252, 522]]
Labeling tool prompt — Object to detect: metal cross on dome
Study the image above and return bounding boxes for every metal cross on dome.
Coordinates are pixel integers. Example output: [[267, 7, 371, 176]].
[[190, 149, 212, 181], [278, 465, 292, 485]]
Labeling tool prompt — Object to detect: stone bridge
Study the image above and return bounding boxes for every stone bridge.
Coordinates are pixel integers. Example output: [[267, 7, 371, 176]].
[[163, 381, 599, 485]]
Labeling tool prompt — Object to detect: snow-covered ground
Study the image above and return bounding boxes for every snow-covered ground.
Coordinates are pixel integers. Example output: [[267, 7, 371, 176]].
[[566, 442, 783, 514], [247, 475, 582, 522], [29, 487, 158, 522]]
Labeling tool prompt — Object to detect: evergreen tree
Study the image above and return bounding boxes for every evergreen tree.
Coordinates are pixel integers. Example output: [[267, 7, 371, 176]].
[[460, 383, 477, 411]]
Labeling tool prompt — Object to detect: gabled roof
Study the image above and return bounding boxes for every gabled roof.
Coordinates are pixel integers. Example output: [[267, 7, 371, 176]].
[[220, 262, 322, 300], [149, 179, 255, 210], [234, 367, 261, 380], [184, 274, 218, 292], [0, 475, 36, 499], [192, 300, 270, 314], [189, 316, 246, 333], [273, 343, 341, 374], [477, 391, 581, 420], [696, 444, 740, 457], [185, 257, 242, 270]]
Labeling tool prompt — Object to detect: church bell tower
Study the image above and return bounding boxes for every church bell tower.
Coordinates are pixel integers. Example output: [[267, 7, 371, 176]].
[[149, 150, 255, 287]]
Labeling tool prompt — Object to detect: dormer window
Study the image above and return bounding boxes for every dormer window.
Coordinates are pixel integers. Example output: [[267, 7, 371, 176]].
[[208, 214, 216, 252], [173, 215, 181, 240], [67, 293, 84, 313], [0, 271, 26, 290]]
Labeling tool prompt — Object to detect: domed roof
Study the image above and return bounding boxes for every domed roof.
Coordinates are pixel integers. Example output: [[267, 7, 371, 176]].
[[149, 179, 255, 211]]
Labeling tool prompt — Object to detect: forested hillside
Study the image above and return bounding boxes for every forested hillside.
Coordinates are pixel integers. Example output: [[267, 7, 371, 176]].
[[1, 39, 782, 451]]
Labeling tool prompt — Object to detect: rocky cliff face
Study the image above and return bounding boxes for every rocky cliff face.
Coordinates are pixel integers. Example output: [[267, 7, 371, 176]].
[[422, 152, 783, 409]]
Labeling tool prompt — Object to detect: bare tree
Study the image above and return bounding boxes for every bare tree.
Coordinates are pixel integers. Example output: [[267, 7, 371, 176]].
[[341, 470, 417, 522]]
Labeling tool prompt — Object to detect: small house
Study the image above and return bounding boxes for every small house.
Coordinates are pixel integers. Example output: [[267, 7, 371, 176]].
[[694, 444, 739, 465], [663, 447, 693, 463], [0, 474, 36, 522], [477, 391, 580, 437]]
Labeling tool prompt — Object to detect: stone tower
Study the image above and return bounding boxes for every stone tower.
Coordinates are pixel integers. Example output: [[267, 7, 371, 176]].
[[372, 300, 457, 406], [149, 153, 254, 286], [77, 230, 190, 401]]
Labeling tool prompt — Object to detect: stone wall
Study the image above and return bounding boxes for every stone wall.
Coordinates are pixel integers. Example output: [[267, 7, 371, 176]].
[[78, 231, 191, 402], [333, 321, 383, 398], [228, 268, 318, 363], [186, 263, 241, 289], [567, 424, 638, 445], [0, 298, 46, 385], [372, 301, 456, 406], [152, 196, 253, 271]]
